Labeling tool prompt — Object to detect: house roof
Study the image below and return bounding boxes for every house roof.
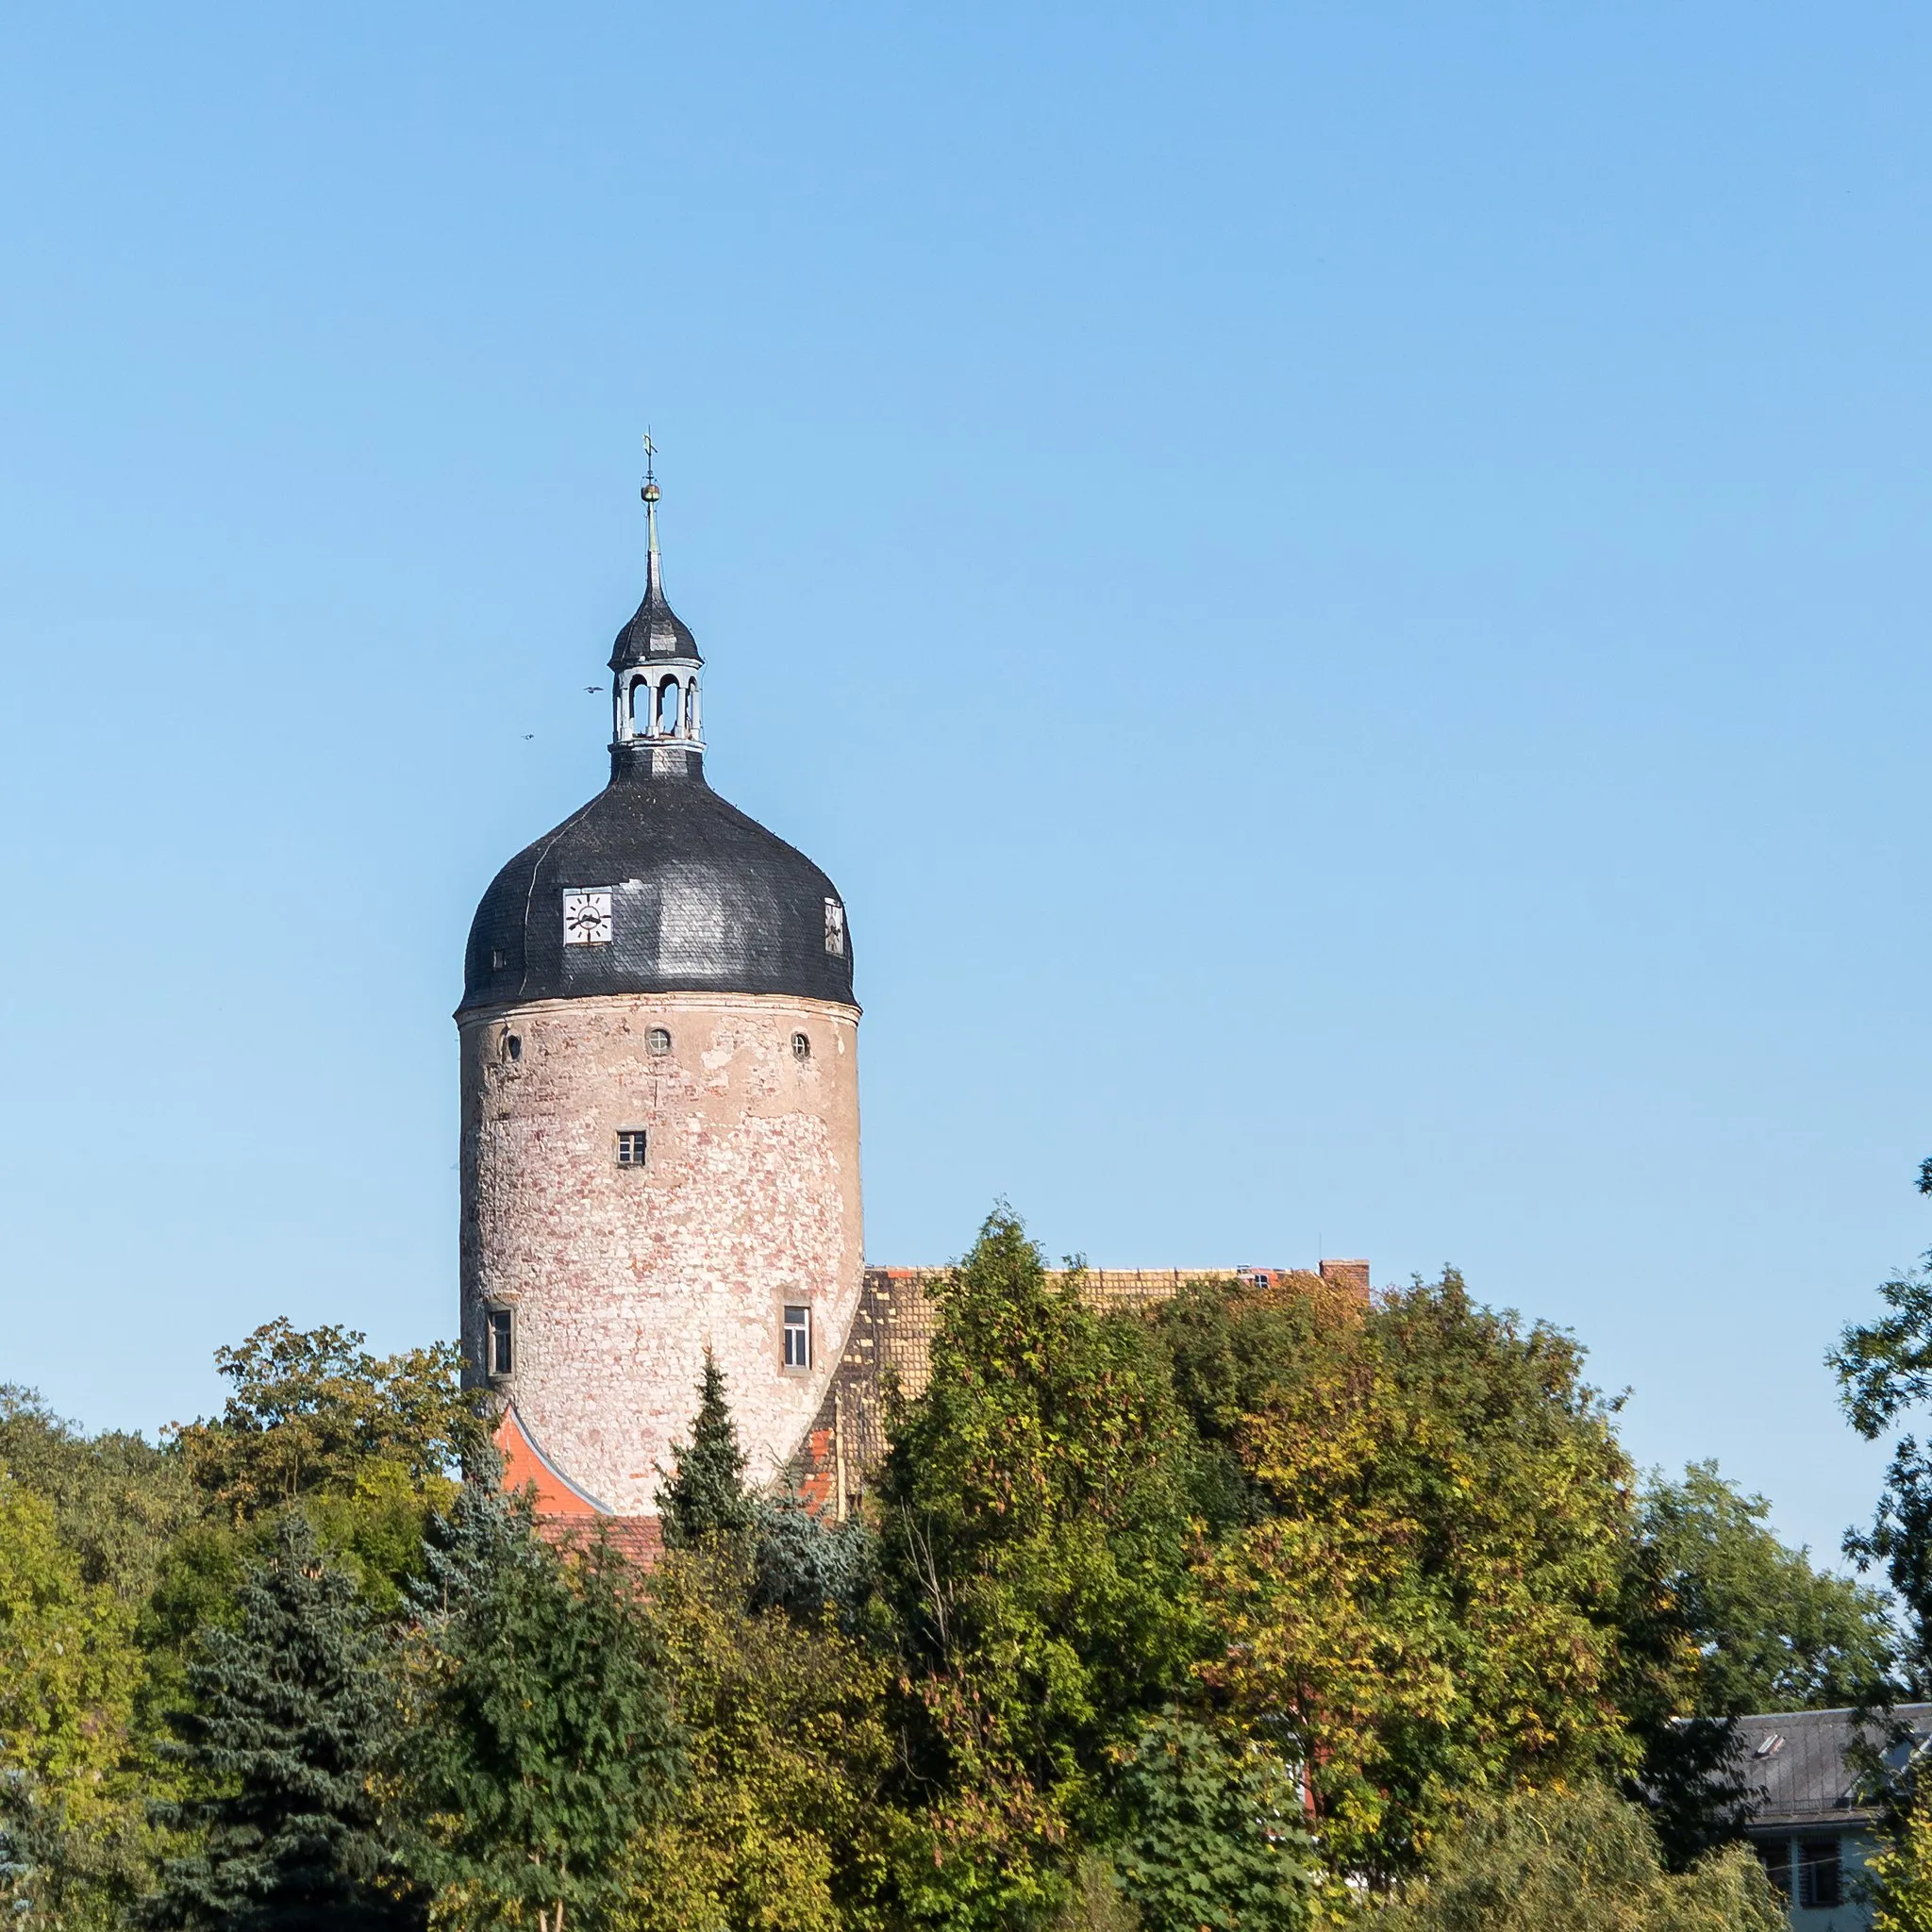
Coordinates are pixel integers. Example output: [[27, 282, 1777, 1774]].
[[1734, 1706, 1932, 1831]]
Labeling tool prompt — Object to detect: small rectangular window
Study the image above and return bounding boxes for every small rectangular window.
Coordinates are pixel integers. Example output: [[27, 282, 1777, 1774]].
[[824, 897, 845, 958], [1798, 1839, 1840, 1909], [1756, 1842, 1790, 1898], [487, 1308, 513, 1378], [616, 1129, 648, 1167], [783, 1304, 811, 1370]]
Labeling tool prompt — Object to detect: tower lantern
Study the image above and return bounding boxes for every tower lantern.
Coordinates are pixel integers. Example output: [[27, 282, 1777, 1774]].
[[609, 439, 704, 761]]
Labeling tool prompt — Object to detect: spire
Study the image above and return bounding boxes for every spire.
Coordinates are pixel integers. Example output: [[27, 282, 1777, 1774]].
[[641, 429, 662, 598], [608, 435, 704, 773], [608, 436, 700, 673]]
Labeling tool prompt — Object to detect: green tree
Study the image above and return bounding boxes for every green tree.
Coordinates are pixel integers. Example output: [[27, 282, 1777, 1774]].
[[749, 1483, 875, 1627], [1374, 1782, 1783, 1932], [1110, 1712, 1314, 1932], [1832, 1236, 1932, 1682], [0, 1387, 193, 1601], [1152, 1272, 1362, 1538], [145, 1512, 418, 1932], [1869, 1801, 1932, 1932], [399, 1486, 682, 1932], [1196, 1272, 1639, 1889], [1608, 1530, 1753, 1874], [169, 1319, 485, 1526], [618, 1542, 897, 1932], [874, 1209, 1204, 1929], [0, 1463, 147, 1930], [1639, 1460, 1894, 1712], [146, 1320, 489, 1695], [655, 1352, 755, 1550]]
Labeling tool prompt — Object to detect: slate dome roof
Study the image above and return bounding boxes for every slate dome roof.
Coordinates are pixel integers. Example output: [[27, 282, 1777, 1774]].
[[458, 762, 855, 1013]]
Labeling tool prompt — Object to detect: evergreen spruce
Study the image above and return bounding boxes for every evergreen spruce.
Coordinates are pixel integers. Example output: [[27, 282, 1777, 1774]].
[[400, 1484, 682, 1932], [750, 1481, 875, 1625], [655, 1351, 754, 1548], [146, 1513, 417, 1932]]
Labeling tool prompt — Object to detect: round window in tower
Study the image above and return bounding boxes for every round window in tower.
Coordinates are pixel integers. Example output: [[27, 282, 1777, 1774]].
[[791, 1031, 811, 1062], [647, 1026, 673, 1057]]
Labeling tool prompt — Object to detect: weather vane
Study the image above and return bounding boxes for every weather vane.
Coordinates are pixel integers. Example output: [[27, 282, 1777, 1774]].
[[641, 429, 658, 488]]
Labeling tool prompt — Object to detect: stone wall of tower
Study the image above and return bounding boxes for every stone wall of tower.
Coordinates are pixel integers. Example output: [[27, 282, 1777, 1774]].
[[458, 990, 863, 1515]]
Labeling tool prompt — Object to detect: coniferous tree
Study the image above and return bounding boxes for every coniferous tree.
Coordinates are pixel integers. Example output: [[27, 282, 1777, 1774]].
[[749, 1481, 875, 1625], [146, 1512, 417, 1932], [399, 1485, 681, 1932], [655, 1351, 754, 1549]]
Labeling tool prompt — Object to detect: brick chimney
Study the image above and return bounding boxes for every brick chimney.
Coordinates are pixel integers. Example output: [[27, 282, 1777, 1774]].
[[1319, 1257, 1372, 1299]]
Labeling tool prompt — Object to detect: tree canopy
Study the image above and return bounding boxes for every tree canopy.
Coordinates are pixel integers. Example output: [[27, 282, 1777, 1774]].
[[399, 1486, 683, 1932], [145, 1512, 417, 1932], [4, 1212, 1879, 1930], [168, 1319, 485, 1524], [1374, 1783, 1782, 1932], [874, 1210, 1204, 1927], [1178, 1270, 1641, 1886], [1638, 1458, 1894, 1713]]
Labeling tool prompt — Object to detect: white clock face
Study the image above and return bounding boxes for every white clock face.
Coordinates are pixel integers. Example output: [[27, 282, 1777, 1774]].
[[562, 889, 613, 946]]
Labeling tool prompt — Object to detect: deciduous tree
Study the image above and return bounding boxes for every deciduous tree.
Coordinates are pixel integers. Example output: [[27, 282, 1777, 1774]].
[[620, 1544, 896, 1932], [1197, 1273, 1637, 1888], [0, 1463, 145, 1930], [1377, 1782, 1782, 1932], [1110, 1711, 1314, 1932], [874, 1209, 1204, 1929], [1639, 1459, 1894, 1713], [169, 1320, 484, 1526]]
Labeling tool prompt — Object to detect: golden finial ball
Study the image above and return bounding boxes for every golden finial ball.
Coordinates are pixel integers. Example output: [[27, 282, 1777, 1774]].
[[641, 481, 661, 504]]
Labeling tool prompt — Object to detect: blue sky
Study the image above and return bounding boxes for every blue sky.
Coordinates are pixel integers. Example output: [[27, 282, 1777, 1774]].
[[2, 4, 1927, 1565]]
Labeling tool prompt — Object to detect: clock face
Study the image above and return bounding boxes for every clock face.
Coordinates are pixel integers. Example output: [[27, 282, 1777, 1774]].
[[562, 889, 613, 946]]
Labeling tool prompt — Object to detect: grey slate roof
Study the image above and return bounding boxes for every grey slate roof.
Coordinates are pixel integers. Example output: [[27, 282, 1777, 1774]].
[[459, 748, 855, 1013], [1733, 1706, 1932, 1832], [608, 570, 699, 671]]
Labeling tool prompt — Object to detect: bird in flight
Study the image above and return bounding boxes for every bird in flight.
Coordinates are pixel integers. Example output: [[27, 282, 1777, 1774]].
[[584, 685, 600, 694], [522, 733, 535, 741]]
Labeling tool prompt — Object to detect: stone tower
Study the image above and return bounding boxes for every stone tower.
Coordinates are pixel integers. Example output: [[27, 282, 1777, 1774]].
[[457, 464, 862, 1528]]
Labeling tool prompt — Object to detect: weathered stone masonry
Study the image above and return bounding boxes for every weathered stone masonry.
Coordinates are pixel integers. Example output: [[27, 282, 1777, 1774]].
[[460, 991, 864, 1515]]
